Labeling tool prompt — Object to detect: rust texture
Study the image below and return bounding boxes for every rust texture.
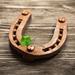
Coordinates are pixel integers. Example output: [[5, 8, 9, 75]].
[[9, 10, 67, 61]]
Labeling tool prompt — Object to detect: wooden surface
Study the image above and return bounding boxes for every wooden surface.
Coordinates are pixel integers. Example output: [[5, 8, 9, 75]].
[[0, 0, 75, 75]]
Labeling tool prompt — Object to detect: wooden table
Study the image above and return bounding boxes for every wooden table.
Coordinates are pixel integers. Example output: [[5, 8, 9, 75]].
[[0, 0, 75, 75]]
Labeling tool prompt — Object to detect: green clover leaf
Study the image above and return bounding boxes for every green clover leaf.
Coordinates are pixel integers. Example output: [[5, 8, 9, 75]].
[[20, 35, 32, 46]]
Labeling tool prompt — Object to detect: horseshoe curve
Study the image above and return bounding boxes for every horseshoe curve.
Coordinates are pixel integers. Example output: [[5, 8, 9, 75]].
[[9, 10, 67, 60]]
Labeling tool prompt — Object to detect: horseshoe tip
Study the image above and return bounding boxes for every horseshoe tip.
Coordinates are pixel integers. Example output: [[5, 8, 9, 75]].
[[22, 10, 31, 16], [58, 16, 66, 23]]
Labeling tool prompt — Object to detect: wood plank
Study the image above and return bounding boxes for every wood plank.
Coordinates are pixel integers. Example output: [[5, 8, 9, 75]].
[[0, 0, 75, 75]]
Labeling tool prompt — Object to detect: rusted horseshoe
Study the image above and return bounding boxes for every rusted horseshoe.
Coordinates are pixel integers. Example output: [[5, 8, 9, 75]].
[[9, 10, 67, 61]]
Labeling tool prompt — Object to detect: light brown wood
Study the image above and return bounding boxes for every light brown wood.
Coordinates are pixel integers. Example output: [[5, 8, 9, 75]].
[[9, 10, 67, 60], [0, 0, 75, 75]]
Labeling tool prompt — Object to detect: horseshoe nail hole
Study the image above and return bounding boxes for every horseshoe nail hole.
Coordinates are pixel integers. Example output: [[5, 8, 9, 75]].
[[56, 40, 60, 45], [58, 35, 62, 40], [50, 45, 56, 49], [13, 35, 16, 40], [13, 31, 16, 35], [14, 25, 18, 29], [60, 29, 63, 34], [16, 41, 20, 45], [43, 48, 49, 52], [17, 19, 22, 24]]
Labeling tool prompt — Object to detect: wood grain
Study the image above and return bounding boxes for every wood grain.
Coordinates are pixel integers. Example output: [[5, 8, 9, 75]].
[[0, 0, 75, 75]]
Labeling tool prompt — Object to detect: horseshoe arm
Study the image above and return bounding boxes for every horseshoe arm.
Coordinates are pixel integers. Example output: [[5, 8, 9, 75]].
[[9, 10, 67, 60], [43, 17, 67, 51]]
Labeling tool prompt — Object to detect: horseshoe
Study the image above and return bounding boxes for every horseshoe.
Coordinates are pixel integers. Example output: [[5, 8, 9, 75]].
[[9, 10, 67, 61]]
